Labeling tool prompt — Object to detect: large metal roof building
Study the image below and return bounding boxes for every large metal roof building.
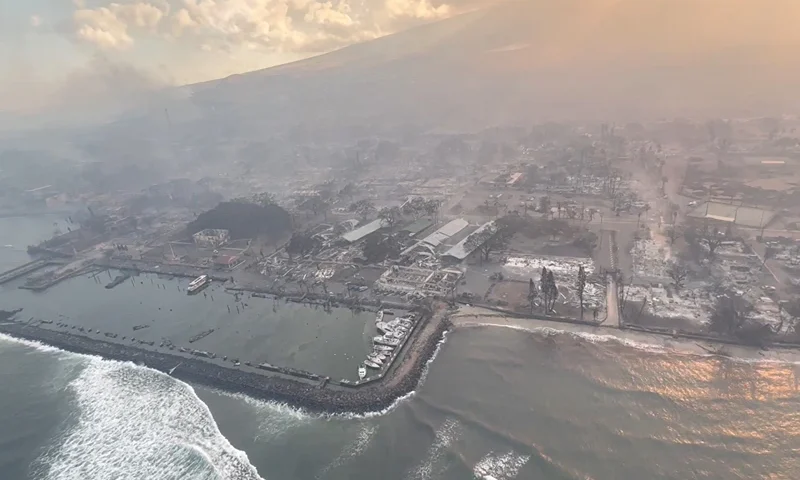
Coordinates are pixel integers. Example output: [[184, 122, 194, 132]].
[[401, 218, 470, 256], [341, 219, 387, 243], [442, 221, 496, 262]]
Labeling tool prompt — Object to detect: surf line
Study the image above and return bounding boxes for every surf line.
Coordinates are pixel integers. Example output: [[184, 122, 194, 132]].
[[0, 311, 451, 416]]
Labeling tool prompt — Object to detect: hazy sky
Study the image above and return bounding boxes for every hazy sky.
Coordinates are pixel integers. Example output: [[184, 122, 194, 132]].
[[4, 0, 800, 120], [1, 0, 484, 114]]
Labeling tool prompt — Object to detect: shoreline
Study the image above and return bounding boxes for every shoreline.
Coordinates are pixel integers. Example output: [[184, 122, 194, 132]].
[[0, 309, 451, 415], [452, 306, 800, 364], [4, 303, 799, 416]]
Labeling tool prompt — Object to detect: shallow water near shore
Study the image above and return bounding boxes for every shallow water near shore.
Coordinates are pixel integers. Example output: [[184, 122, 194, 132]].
[[4, 324, 800, 479], [0, 267, 381, 381], [3, 217, 800, 479]]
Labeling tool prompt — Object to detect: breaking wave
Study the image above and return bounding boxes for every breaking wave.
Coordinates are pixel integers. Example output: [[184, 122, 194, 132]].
[[457, 321, 667, 353], [221, 393, 314, 441], [317, 423, 379, 478], [455, 321, 800, 366], [0, 336, 267, 480], [473, 451, 530, 480], [405, 418, 462, 480], [0, 332, 66, 355], [39, 359, 264, 480]]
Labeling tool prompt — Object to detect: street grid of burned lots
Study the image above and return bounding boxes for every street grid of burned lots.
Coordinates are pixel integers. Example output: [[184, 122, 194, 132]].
[[5, 117, 800, 394]]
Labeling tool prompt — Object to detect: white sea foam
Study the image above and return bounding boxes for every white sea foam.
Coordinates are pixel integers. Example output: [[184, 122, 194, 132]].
[[0, 332, 66, 355], [218, 391, 315, 440], [457, 321, 667, 353], [456, 321, 800, 366], [473, 451, 530, 480], [317, 423, 378, 478], [40, 359, 264, 480], [405, 418, 461, 480]]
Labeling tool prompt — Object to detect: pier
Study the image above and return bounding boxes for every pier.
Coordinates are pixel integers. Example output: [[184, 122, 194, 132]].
[[0, 259, 66, 285]]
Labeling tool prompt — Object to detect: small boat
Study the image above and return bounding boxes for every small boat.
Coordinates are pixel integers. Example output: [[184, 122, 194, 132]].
[[364, 360, 381, 369], [374, 336, 400, 347], [358, 365, 367, 380], [374, 345, 394, 352], [187, 275, 211, 294], [375, 310, 384, 323], [376, 322, 392, 334]]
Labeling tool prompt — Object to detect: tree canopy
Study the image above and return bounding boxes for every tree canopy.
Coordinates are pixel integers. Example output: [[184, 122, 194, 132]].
[[187, 201, 291, 239]]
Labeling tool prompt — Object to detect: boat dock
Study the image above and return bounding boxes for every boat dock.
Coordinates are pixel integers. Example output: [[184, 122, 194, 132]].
[[0, 259, 66, 285]]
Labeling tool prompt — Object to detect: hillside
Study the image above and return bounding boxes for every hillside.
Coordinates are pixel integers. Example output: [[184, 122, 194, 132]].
[[170, 0, 800, 131]]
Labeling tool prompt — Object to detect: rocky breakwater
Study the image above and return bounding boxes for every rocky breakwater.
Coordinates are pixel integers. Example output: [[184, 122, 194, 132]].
[[0, 308, 23, 322], [0, 308, 451, 415]]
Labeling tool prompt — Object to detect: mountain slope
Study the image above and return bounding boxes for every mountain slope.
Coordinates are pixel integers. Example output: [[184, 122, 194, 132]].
[[187, 0, 800, 129]]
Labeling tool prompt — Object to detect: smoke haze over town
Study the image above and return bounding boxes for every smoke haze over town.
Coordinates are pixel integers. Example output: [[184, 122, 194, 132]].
[[3, 3, 800, 480]]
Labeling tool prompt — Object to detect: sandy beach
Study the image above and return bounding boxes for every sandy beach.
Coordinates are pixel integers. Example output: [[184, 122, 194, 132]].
[[452, 305, 800, 365]]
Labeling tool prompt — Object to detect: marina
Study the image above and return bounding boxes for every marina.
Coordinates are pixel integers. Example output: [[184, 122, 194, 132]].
[[0, 270, 394, 381], [0, 304, 451, 414]]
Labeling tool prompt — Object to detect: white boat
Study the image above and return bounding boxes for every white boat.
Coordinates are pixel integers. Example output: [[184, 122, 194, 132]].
[[376, 322, 392, 334], [364, 360, 381, 369], [374, 345, 394, 352], [374, 336, 400, 347], [358, 365, 367, 380], [367, 355, 384, 365], [187, 275, 210, 294], [375, 310, 384, 323]]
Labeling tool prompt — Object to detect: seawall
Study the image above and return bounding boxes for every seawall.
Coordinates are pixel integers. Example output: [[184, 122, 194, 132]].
[[0, 313, 451, 415]]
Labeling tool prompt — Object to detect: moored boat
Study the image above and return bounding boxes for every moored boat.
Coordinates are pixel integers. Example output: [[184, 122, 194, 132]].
[[187, 274, 211, 294], [374, 335, 400, 347]]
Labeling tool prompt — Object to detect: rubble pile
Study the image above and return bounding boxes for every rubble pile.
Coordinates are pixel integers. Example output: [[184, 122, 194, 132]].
[[625, 285, 713, 324], [503, 255, 604, 309], [631, 239, 669, 279]]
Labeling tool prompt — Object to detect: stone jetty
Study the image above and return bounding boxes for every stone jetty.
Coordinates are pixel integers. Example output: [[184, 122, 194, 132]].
[[0, 309, 451, 415]]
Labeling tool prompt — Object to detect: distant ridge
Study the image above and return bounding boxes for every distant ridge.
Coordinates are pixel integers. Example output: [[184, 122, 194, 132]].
[[186, 0, 800, 128]]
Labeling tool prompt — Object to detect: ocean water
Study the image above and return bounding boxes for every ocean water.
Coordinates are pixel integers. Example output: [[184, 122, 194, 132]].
[[3, 327, 800, 480], [2, 216, 800, 480]]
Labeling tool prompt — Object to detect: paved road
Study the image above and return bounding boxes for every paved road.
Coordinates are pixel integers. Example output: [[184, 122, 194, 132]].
[[606, 276, 621, 328]]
